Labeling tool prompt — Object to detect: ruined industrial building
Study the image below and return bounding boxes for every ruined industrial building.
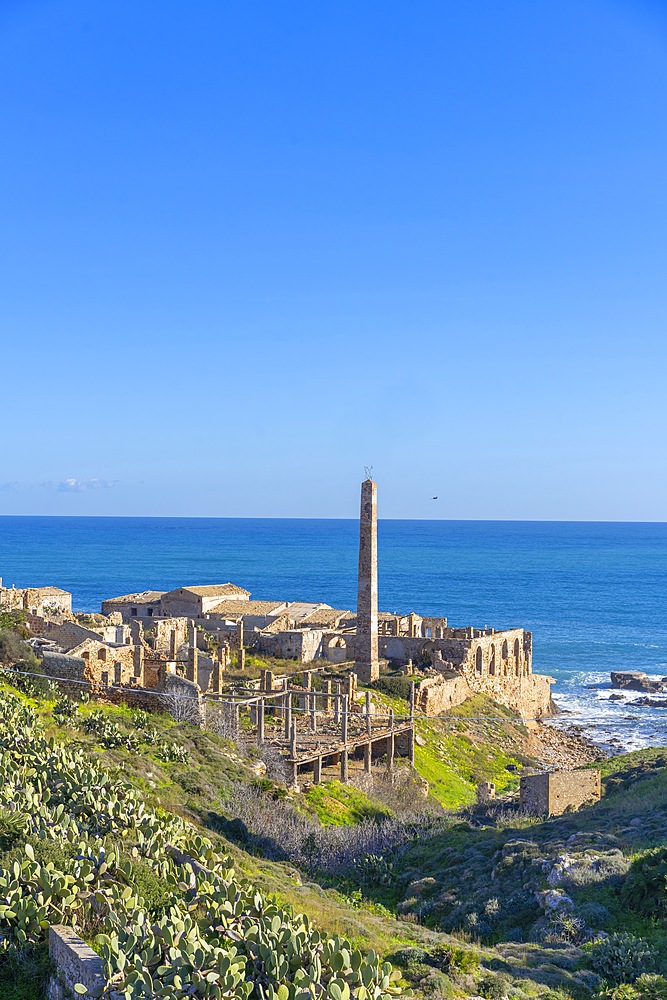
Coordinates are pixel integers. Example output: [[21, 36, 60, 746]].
[[0, 480, 556, 786]]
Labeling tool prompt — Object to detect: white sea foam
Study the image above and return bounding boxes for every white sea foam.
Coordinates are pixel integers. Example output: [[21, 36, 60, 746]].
[[549, 669, 667, 753]]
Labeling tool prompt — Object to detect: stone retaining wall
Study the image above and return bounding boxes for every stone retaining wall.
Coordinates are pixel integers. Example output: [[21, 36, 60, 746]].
[[47, 924, 106, 999]]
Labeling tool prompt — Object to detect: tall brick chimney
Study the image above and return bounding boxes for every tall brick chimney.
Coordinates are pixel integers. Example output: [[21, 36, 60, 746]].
[[355, 478, 379, 683]]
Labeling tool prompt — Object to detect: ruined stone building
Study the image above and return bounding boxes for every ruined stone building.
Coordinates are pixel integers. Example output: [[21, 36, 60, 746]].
[[3, 480, 555, 721], [0, 580, 72, 617]]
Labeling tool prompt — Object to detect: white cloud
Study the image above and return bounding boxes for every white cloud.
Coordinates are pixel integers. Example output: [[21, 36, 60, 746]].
[[41, 478, 118, 493]]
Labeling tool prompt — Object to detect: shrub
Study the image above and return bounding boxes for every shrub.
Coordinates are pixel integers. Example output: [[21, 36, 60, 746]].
[[353, 853, 395, 890], [478, 974, 511, 999], [579, 903, 611, 930], [635, 976, 667, 1000], [589, 933, 657, 984], [370, 676, 414, 702], [0, 810, 27, 852], [621, 847, 667, 919], [52, 697, 77, 724]]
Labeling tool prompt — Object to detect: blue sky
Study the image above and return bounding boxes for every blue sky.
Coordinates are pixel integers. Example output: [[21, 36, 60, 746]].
[[1, 0, 666, 519]]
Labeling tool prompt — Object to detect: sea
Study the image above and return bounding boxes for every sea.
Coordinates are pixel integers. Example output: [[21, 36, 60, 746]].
[[1, 516, 666, 755]]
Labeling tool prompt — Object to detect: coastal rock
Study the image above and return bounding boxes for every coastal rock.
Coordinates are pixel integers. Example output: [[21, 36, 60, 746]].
[[610, 671, 664, 694], [630, 697, 667, 708]]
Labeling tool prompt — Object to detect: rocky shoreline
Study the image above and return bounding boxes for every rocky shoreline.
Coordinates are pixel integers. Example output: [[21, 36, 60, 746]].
[[526, 719, 607, 769]]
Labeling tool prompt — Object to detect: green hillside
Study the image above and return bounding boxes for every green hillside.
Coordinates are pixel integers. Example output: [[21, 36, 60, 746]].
[[1, 658, 667, 1000]]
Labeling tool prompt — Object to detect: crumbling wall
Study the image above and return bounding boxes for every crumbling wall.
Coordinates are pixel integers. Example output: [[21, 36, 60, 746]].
[[255, 628, 326, 663], [69, 638, 137, 687], [27, 616, 106, 652], [416, 672, 472, 714], [152, 617, 189, 658]]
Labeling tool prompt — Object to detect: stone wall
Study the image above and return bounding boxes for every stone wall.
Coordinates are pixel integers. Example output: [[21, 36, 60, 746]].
[[28, 616, 107, 653], [1, 586, 72, 617], [47, 924, 106, 999], [254, 628, 327, 663], [416, 672, 473, 714], [520, 770, 601, 816], [152, 617, 190, 658], [69, 638, 137, 687]]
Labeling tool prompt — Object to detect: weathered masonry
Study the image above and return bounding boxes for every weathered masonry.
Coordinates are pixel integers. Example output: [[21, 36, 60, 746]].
[[355, 477, 380, 683], [520, 770, 601, 816]]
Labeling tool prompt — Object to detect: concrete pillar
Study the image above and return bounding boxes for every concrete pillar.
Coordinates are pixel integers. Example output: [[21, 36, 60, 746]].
[[409, 681, 415, 719], [333, 682, 341, 724], [189, 620, 197, 649], [408, 726, 415, 767], [284, 693, 292, 739], [340, 749, 348, 783], [365, 690, 372, 736], [237, 620, 244, 650], [321, 680, 331, 712], [169, 628, 177, 660], [393, 617, 401, 636], [114, 662, 122, 685], [132, 620, 144, 682], [186, 645, 197, 682], [354, 478, 379, 683], [313, 755, 322, 784], [303, 671, 311, 690], [387, 709, 395, 772], [261, 668, 274, 692], [257, 698, 265, 744], [341, 694, 348, 743], [290, 722, 297, 759], [217, 639, 227, 675], [309, 692, 317, 732], [211, 662, 222, 695], [345, 672, 356, 702], [364, 741, 372, 773], [238, 648, 246, 671]]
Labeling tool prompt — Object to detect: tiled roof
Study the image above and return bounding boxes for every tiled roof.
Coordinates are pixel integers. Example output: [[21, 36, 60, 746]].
[[297, 608, 352, 629], [30, 586, 71, 596], [175, 584, 250, 597], [103, 591, 165, 605], [206, 600, 286, 618]]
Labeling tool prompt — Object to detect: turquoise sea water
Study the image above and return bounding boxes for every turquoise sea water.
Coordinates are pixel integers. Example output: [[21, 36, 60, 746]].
[[1, 517, 666, 751]]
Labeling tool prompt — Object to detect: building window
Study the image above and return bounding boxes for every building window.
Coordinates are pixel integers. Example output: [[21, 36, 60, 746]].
[[147, 608, 153, 616], [131, 608, 138, 616]]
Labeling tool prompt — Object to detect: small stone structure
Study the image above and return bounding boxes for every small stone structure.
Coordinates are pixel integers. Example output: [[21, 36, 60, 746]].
[[47, 924, 106, 999], [520, 769, 601, 816], [477, 781, 496, 803]]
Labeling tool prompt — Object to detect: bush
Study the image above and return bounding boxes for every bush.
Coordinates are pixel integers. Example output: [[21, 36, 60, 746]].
[[590, 933, 657, 984], [621, 847, 667, 919], [635, 976, 667, 1000], [370, 676, 415, 702], [0, 810, 27, 852], [579, 903, 611, 930], [478, 974, 511, 999], [353, 853, 395, 889]]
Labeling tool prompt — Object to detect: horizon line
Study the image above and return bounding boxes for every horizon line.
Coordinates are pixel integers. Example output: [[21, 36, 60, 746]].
[[0, 514, 666, 525]]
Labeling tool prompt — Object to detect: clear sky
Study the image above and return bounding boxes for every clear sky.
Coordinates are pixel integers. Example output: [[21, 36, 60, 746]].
[[1, 0, 666, 520]]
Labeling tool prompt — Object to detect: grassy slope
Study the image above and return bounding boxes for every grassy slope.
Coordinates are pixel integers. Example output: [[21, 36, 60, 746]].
[[5, 678, 667, 1000]]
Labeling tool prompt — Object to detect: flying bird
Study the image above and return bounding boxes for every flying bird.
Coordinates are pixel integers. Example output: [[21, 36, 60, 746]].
[[432, 496, 438, 500]]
